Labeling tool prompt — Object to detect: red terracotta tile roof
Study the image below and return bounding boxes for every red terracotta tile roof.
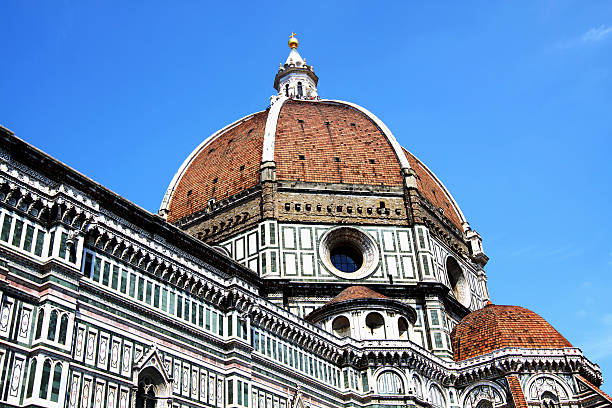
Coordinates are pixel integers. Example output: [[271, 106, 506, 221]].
[[167, 111, 268, 222], [507, 375, 528, 408], [275, 100, 403, 186], [403, 148, 463, 229], [165, 100, 464, 230], [450, 303, 572, 361], [327, 286, 387, 305]]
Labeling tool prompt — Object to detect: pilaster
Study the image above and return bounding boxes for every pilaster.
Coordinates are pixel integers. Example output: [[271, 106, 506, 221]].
[[260, 161, 277, 220]]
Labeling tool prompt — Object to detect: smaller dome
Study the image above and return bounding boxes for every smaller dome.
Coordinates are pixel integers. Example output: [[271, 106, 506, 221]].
[[451, 303, 572, 361], [306, 286, 417, 340], [327, 286, 387, 305], [306, 286, 416, 326]]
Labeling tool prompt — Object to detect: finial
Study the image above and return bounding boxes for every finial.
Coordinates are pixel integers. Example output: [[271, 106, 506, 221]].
[[289, 32, 299, 49]]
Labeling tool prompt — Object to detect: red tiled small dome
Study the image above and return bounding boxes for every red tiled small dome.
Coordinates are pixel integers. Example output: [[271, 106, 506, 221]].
[[162, 99, 465, 228], [306, 285, 417, 325], [451, 303, 572, 361], [326, 286, 387, 305]]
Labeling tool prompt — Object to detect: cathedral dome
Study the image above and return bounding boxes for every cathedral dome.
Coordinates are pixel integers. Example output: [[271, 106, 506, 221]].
[[450, 303, 572, 362], [161, 98, 466, 229]]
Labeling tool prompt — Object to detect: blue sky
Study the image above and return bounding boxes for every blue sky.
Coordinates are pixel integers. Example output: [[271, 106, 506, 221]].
[[2, 1, 611, 392]]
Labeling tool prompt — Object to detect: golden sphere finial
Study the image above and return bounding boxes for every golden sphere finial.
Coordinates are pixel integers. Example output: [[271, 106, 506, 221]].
[[288, 32, 299, 49]]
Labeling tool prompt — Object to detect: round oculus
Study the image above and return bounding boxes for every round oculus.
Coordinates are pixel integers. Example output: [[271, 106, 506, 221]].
[[319, 227, 379, 279]]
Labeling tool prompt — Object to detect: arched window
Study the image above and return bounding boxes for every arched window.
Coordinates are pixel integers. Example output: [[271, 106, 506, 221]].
[[540, 391, 560, 408], [47, 310, 58, 341], [332, 316, 350, 338], [58, 314, 69, 344], [39, 360, 51, 399], [25, 359, 37, 398], [297, 82, 303, 97], [528, 376, 569, 403], [135, 366, 167, 408], [365, 312, 385, 338], [285, 84, 289, 97], [50, 363, 62, 402], [376, 371, 403, 394], [429, 385, 446, 407], [398, 317, 409, 340], [35, 310, 44, 339], [445, 257, 469, 305]]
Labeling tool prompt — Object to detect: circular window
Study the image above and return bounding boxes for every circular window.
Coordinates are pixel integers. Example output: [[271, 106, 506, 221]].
[[319, 227, 379, 279], [212, 246, 230, 257], [330, 246, 363, 272]]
